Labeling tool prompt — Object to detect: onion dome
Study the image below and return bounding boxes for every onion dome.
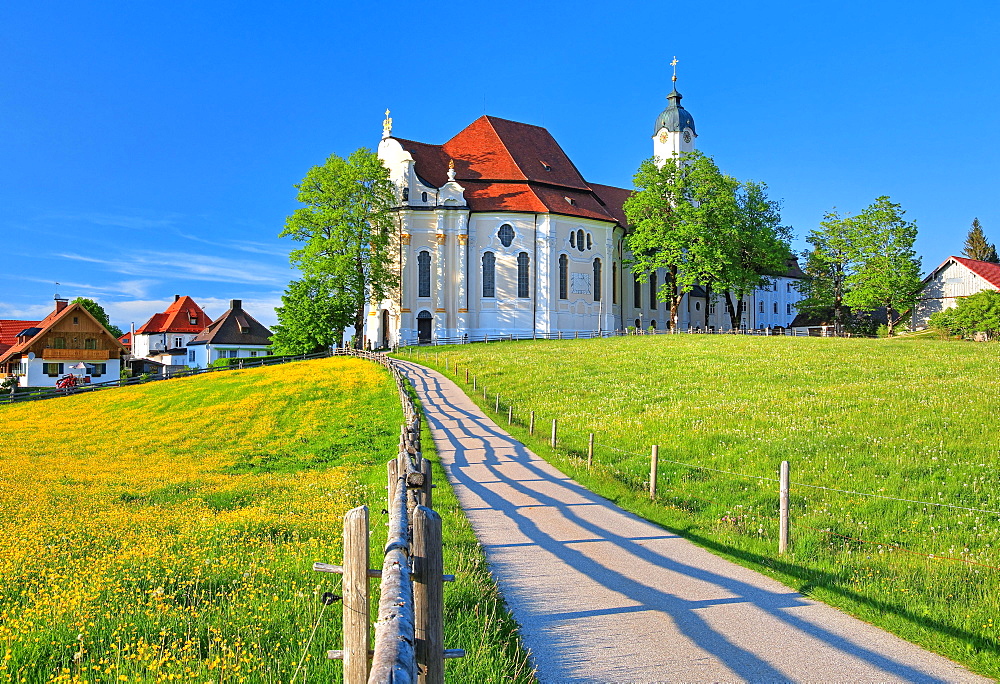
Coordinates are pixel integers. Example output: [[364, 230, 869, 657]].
[[653, 90, 696, 136]]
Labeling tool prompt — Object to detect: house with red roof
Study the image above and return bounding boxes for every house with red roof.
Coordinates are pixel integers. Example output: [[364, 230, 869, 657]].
[[368, 87, 804, 346], [913, 256, 1000, 329], [132, 295, 212, 366], [0, 297, 127, 387]]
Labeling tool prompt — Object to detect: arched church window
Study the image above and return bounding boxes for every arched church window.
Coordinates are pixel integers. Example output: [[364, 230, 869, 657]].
[[759, 301, 765, 313], [498, 224, 514, 248], [559, 254, 568, 300], [482, 252, 496, 298], [517, 252, 530, 298], [421, 191, 428, 202], [577, 230, 585, 252], [417, 251, 431, 298], [773, 301, 779, 314], [650, 320, 657, 330], [593, 259, 602, 302], [633, 273, 641, 309], [649, 273, 657, 310], [587, 233, 592, 250], [570, 231, 576, 248], [612, 262, 618, 304]]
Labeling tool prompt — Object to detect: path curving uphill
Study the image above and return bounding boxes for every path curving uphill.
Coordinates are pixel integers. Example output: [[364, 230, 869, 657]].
[[397, 360, 988, 684]]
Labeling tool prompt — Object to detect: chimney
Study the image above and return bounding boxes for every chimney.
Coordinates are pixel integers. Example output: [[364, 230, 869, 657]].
[[230, 299, 242, 310], [54, 297, 68, 313], [174, 294, 180, 302]]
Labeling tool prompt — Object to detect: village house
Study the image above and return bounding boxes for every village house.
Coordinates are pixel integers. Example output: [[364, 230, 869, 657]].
[[0, 297, 127, 387], [131, 295, 213, 369], [186, 299, 273, 368], [912, 256, 1000, 329]]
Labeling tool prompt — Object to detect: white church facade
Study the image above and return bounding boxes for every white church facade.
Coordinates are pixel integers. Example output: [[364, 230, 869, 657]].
[[367, 89, 803, 347]]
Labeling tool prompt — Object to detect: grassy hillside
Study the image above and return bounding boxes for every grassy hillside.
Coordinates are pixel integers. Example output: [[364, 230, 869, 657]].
[[0, 357, 533, 683], [406, 336, 1000, 678]]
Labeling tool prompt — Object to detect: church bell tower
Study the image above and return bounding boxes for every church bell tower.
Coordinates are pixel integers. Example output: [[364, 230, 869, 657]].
[[652, 57, 697, 165]]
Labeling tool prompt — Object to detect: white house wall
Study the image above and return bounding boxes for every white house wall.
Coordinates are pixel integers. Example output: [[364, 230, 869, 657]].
[[913, 260, 1000, 328]]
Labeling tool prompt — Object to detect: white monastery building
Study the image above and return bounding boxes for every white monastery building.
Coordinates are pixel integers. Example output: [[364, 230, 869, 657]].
[[368, 88, 804, 347], [912, 256, 1000, 328]]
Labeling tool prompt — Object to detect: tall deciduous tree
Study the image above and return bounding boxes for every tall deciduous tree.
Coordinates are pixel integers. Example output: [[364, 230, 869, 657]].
[[795, 211, 851, 333], [271, 276, 351, 354], [71, 297, 123, 337], [962, 218, 999, 263], [624, 151, 739, 330], [716, 180, 792, 329], [280, 149, 396, 349], [841, 196, 923, 336]]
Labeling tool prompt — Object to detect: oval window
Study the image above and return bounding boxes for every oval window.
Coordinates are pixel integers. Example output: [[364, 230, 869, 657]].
[[498, 224, 514, 247]]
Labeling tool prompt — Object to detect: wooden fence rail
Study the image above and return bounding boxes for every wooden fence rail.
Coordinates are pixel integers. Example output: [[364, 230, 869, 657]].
[[315, 349, 462, 684]]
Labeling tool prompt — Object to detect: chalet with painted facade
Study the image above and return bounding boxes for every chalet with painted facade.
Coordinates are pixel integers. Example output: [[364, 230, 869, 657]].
[[0, 298, 127, 387]]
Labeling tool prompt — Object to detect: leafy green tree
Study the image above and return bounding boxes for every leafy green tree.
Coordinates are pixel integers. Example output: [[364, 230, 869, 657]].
[[932, 290, 1000, 340], [961, 218, 999, 263], [624, 151, 739, 330], [841, 196, 923, 336], [795, 211, 851, 333], [715, 180, 792, 329], [271, 276, 351, 354], [71, 297, 123, 337], [280, 148, 396, 349]]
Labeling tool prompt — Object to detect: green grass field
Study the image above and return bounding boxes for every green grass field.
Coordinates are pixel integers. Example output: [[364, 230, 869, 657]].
[[404, 335, 1000, 678], [0, 357, 533, 683]]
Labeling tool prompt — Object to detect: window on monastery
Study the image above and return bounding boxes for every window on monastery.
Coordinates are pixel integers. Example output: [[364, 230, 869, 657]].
[[759, 301, 765, 313], [517, 252, 530, 298], [650, 320, 657, 330], [649, 273, 657, 310], [498, 224, 514, 248], [612, 262, 618, 304], [787, 303, 792, 315], [421, 192, 428, 202], [709, 300, 716, 315], [587, 233, 592, 250], [633, 274, 641, 309], [577, 230, 585, 252], [418, 251, 431, 298], [773, 302, 778, 314], [593, 259, 602, 302], [570, 232, 576, 248], [786, 282, 792, 293], [559, 254, 568, 300], [482, 252, 496, 298], [84, 338, 96, 350], [52, 337, 65, 349]]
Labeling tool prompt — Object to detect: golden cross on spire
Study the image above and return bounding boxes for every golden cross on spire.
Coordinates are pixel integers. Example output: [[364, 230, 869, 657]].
[[382, 109, 393, 139], [671, 56, 679, 83]]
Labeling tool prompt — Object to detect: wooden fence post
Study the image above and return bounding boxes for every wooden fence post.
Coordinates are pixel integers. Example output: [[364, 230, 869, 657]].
[[649, 445, 658, 500], [529, 411, 535, 435], [508, 405, 513, 425], [421, 458, 433, 510], [495, 394, 500, 413], [465, 368, 469, 383], [551, 419, 558, 449], [779, 460, 790, 554], [413, 506, 444, 684], [588, 433, 594, 469], [343, 506, 371, 683]]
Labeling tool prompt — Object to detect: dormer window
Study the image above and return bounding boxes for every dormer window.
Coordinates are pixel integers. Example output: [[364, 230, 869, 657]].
[[189, 315, 198, 325], [565, 197, 576, 206], [540, 161, 552, 171]]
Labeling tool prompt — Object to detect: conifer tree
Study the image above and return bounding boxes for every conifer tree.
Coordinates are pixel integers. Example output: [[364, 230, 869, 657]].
[[961, 218, 999, 263]]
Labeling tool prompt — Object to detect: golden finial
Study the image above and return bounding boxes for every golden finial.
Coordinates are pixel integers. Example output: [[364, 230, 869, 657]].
[[447, 158, 456, 181], [448, 159, 454, 169], [382, 109, 393, 139], [671, 56, 679, 83]]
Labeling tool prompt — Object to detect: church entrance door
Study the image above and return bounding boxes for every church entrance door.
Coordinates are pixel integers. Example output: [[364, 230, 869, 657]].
[[417, 311, 432, 344]]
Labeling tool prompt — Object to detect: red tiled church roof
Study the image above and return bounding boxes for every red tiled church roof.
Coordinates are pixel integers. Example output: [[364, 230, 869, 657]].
[[950, 256, 1000, 290], [136, 295, 212, 334], [394, 116, 631, 225]]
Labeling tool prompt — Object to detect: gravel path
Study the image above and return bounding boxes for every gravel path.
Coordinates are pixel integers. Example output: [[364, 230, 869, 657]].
[[397, 360, 989, 684]]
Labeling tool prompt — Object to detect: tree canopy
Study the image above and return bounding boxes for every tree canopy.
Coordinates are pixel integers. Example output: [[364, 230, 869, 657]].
[[279, 148, 396, 348], [929, 290, 1000, 340], [961, 218, 999, 263], [795, 212, 851, 332], [624, 151, 790, 330], [270, 276, 351, 354], [71, 297, 123, 338]]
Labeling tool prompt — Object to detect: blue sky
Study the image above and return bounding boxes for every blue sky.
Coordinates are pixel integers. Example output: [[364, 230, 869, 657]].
[[2, 1, 998, 330]]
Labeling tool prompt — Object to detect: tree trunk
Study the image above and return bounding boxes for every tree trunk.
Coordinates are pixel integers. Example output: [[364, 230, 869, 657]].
[[725, 292, 742, 329], [668, 266, 680, 331], [353, 306, 364, 349]]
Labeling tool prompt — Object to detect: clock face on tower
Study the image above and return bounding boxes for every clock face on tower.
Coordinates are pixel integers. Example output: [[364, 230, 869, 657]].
[[658, 131, 668, 143], [683, 131, 692, 143]]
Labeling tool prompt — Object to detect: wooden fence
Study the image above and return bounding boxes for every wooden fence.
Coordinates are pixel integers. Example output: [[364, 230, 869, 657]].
[[314, 350, 463, 683]]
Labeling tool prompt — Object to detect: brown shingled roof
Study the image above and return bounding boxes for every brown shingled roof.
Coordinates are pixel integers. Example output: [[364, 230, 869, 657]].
[[187, 300, 272, 347]]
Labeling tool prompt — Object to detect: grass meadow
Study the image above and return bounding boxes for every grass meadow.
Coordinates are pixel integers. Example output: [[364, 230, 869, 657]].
[[403, 335, 1000, 678], [0, 357, 533, 683]]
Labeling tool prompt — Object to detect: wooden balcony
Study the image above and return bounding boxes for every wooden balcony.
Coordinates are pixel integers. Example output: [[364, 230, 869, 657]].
[[43, 348, 114, 360]]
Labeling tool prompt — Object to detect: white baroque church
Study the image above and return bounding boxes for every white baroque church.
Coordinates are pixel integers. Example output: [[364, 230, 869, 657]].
[[366, 88, 804, 347]]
